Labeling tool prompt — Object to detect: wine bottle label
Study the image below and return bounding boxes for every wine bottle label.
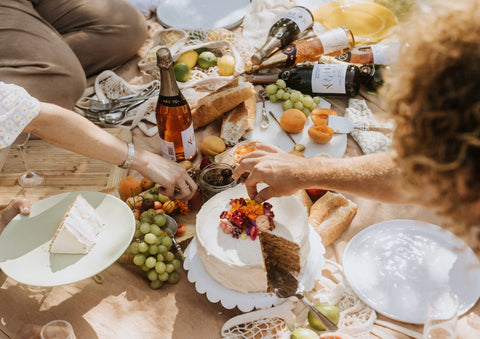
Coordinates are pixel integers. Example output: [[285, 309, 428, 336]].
[[158, 96, 188, 107], [370, 43, 400, 65], [282, 44, 298, 67], [160, 138, 176, 161], [181, 123, 196, 159], [311, 64, 348, 94], [281, 7, 313, 32], [319, 27, 350, 54], [335, 51, 352, 62]]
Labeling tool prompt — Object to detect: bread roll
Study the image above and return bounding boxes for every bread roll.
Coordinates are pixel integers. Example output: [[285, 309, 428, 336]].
[[191, 77, 255, 130], [308, 191, 358, 246], [220, 95, 257, 146]]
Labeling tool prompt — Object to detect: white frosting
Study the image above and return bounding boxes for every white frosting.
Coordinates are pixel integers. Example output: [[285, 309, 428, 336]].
[[50, 194, 104, 254], [196, 184, 310, 294]]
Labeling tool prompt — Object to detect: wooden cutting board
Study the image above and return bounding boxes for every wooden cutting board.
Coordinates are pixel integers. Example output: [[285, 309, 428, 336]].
[[0, 128, 131, 208]]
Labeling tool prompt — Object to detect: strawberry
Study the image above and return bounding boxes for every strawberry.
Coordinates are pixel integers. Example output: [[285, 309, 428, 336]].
[[200, 155, 215, 170], [305, 188, 328, 201]]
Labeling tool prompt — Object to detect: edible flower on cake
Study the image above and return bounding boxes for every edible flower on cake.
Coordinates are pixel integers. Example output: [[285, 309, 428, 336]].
[[219, 198, 274, 240]]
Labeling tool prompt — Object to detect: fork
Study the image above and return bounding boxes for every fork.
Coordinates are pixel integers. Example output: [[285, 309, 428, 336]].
[[89, 86, 158, 112], [259, 89, 270, 129]]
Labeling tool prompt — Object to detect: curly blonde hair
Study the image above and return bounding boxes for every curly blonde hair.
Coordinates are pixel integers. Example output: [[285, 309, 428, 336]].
[[381, 0, 480, 227]]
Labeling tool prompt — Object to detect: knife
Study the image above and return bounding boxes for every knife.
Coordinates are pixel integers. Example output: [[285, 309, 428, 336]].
[[328, 115, 393, 134]]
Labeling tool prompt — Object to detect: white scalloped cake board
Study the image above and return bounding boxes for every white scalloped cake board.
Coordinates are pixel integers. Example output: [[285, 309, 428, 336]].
[[184, 226, 325, 312]]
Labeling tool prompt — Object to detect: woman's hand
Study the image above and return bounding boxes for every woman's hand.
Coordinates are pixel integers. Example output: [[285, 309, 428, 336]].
[[0, 198, 31, 232], [232, 143, 309, 202], [134, 150, 197, 201]]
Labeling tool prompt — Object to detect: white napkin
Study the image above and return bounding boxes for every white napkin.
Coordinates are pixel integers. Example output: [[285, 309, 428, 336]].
[[241, 0, 295, 49], [345, 98, 394, 154]]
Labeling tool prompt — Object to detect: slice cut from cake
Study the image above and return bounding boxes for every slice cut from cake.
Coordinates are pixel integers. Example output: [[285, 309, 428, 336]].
[[49, 194, 104, 254], [259, 231, 301, 294]]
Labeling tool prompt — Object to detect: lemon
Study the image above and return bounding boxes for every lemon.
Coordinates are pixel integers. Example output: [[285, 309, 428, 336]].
[[197, 51, 217, 70], [173, 62, 190, 82], [217, 55, 235, 76], [176, 50, 198, 69]]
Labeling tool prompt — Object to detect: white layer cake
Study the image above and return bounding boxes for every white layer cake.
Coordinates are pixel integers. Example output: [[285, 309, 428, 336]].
[[196, 184, 310, 294], [49, 194, 104, 254]]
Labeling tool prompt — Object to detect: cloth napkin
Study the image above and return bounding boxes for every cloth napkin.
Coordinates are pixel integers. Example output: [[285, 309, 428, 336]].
[[345, 98, 394, 154]]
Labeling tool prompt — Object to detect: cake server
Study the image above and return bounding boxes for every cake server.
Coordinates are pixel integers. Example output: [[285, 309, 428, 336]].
[[271, 267, 338, 332], [162, 214, 185, 262], [328, 115, 393, 134]]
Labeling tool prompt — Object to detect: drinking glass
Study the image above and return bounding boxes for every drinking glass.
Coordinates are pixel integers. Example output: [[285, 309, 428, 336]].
[[423, 289, 458, 339], [40, 320, 76, 339], [14, 133, 43, 188]]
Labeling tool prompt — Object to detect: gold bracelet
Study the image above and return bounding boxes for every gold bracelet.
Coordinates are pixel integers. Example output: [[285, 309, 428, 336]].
[[119, 142, 135, 169]]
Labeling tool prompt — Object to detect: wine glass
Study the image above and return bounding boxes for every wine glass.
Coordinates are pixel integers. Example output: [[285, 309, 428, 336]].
[[14, 133, 44, 188], [423, 289, 458, 339], [41, 320, 76, 339]]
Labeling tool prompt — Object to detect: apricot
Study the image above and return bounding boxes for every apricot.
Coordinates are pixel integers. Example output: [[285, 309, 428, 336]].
[[311, 108, 337, 126], [200, 136, 226, 156], [118, 176, 142, 201], [279, 108, 306, 133], [308, 125, 334, 144]]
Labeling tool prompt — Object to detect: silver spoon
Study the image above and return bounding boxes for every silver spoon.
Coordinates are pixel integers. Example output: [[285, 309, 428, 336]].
[[268, 111, 306, 153], [259, 89, 270, 129]]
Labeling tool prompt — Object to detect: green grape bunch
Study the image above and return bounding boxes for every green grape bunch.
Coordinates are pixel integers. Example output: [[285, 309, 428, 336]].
[[126, 209, 181, 289], [265, 79, 322, 117]]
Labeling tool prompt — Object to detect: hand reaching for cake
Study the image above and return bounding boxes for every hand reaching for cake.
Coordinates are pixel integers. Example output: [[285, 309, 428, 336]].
[[232, 143, 311, 203], [0, 198, 31, 233]]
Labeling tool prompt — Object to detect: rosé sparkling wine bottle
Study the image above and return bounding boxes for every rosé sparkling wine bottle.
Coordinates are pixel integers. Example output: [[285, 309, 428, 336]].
[[155, 48, 197, 162]]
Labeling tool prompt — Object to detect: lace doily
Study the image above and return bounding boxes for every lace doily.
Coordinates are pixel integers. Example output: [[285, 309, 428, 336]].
[[345, 98, 394, 154]]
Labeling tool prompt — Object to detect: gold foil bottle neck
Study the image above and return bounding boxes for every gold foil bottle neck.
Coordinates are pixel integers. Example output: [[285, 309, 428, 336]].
[[156, 47, 173, 69]]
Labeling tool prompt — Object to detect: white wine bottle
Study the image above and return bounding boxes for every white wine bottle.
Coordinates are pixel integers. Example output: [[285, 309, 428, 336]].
[[251, 6, 314, 66], [155, 48, 197, 162], [245, 64, 366, 97]]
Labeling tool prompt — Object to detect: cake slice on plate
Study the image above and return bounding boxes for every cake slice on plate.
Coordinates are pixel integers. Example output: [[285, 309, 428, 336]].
[[49, 194, 104, 254]]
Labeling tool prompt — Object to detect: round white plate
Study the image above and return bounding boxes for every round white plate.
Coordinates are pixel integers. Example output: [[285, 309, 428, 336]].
[[343, 219, 480, 324], [244, 100, 347, 158], [0, 191, 135, 287], [184, 226, 325, 312], [156, 0, 250, 30]]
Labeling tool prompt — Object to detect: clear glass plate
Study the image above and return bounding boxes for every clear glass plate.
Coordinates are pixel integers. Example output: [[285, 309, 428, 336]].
[[343, 219, 480, 324]]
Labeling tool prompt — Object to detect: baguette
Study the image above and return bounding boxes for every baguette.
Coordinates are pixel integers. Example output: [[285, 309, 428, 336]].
[[220, 95, 257, 146], [308, 191, 358, 247], [192, 77, 255, 130]]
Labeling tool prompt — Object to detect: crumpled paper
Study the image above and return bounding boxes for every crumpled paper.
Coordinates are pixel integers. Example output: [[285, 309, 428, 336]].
[[345, 98, 394, 154]]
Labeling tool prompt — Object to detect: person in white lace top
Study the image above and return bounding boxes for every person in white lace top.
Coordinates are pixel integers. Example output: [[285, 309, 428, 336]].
[[0, 82, 197, 221]]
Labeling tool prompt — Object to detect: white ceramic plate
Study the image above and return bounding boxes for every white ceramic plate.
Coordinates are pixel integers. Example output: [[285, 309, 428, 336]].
[[0, 191, 135, 287], [343, 219, 480, 324], [244, 100, 347, 158], [156, 0, 250, 30], [184, 226, 325, 312]]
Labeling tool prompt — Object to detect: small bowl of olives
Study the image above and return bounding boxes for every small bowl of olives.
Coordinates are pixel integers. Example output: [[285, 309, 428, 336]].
[[199, 163, 238, 203]]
